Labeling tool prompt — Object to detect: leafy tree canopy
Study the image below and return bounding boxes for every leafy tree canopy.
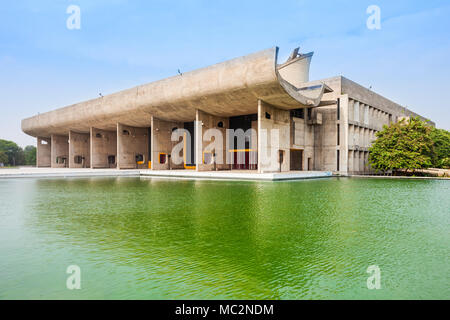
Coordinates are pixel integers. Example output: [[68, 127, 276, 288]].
[[0, 151, 8, 165], [369, 117, 436, 172], [0, 139, 36, 166], [430, 128, 450, 168], [24, 145, 37, 166]]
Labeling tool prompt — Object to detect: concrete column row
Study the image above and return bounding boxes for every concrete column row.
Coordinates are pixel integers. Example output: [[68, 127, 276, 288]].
[[348, 150, 371, 174], [35, 119, 193, 170], [36, 104, 312, 172]]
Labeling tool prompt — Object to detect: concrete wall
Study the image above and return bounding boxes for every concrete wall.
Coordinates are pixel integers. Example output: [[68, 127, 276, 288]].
[[346, 96, 394, 174], [51, 134, 69, 168], [90, 127, 117, 168], [151, 117, 184, 170], [117, 123, 149, 169], [257, 100, 290, 173], [290, 113, 315, 171], [305, 77, 340, 172], [195, 109, 230, 171], [69, 131, 90, 168], [310, 94, 350, 174], [37, 137, 51, 167], [315, 76, 436, 175], [338, 95, 349, 174], [342, 77, 433, 124], [313, 106, 338, 172], [277, 53, 312, 87]]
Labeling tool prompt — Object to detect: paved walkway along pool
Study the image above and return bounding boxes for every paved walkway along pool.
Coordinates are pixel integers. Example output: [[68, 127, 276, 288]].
[[0, 176, 448, 299]]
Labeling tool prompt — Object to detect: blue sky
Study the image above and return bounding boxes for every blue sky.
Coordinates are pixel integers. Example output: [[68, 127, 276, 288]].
[[1, 0, 449, 147]]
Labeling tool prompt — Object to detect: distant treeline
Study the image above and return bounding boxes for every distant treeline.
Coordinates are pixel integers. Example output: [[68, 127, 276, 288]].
[[0, 139, 36, 167]]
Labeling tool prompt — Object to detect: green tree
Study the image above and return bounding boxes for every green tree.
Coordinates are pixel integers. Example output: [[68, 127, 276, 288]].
[[23, 145, 37, 166], [430, 128, 450, 168], [369, 117, 434, 173], [0, 139, 24, 166], [0, 151, 8, 165]]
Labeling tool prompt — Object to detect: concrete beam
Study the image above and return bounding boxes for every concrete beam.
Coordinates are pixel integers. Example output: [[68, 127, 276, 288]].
[[36, 137, 51, 167], [51, 134, 69, 168], [22, 48, 328, 138], [117, 123, 150, 170], [69, 131, 90, 168], [90, 127, 117, 169]]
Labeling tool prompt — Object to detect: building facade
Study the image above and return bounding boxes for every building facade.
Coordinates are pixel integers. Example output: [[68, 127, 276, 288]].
[[22, 47, 433, 174]]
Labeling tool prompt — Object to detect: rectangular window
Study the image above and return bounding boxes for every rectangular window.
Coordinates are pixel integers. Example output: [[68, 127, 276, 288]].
[[135, 154, 144, 163], [337, 124, 340, 146], [349, 100, 354, 121], [337, 98, 340, 120], [337, 150, 340, 171], [290, 108, 304, 119]]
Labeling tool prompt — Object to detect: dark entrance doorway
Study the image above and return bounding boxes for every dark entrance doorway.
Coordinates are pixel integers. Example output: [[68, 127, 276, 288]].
[[231, 150, 258, 170], [183, 122, 196, 167], [229, 114, 258, 170], [290, 149, 303, 171], [307, 158, 312, 171]]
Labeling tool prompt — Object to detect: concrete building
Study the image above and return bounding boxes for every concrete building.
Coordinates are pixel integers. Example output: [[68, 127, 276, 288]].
[[22, 47, 433, 175]]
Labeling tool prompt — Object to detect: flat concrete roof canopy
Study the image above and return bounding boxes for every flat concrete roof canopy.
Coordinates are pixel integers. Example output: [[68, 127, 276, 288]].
[[22, 47, 330, 138]]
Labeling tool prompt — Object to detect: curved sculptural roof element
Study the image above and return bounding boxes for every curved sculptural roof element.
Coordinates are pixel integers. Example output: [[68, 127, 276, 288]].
[[22, 47, 330, 137]]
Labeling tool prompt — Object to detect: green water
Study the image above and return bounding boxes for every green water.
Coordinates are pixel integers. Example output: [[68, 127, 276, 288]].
[[0, 177, 448, 300]]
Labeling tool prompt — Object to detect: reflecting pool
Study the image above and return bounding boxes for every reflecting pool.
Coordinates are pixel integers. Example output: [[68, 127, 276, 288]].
[[0, 177, 448, 299]]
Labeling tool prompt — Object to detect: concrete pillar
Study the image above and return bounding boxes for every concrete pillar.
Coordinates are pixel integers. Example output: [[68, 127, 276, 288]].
[[354, 150, 359, 173], [359, 151, 364, 174], [339, 94, 349, 174], [69, 131, 90, 168], [365, 128, 369, 148], [51, 134, 69, 168], [195, 118, 202, 171], [361, 128, 365, 148], [348, 150, 354, 174], [150, 117, 184, 170], [36, 137, 51, 167], [90, 127, 117, 168], [359, 103, 365, 123], [348, 125, 354, 149], [354, 101, 360, 123], [195, 109, 230, 172], [257, 100, 290, 173], [117, 123, 150, 169], [368, 151, 374, 173], [364, 151, 370, 173], [251, 119, 258, 168], [348, 99, 354, 122]]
